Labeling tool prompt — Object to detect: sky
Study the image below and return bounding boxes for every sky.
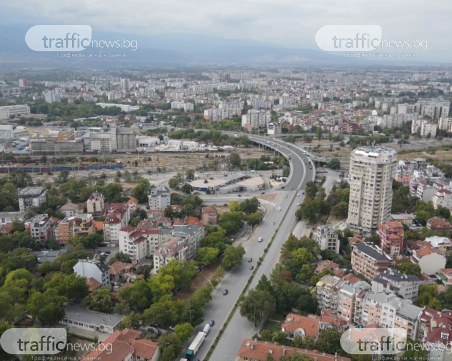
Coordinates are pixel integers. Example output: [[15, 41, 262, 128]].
[[1, 0, 451, 62]]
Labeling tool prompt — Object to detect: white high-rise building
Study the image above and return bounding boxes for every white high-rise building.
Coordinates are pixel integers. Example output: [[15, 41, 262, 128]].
[[347, 147, 397, 232]]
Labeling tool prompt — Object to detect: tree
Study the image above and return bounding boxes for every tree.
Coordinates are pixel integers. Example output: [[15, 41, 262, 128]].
[[131, 179, 152, 203], [85, 286, 114, 313], [28, 289, 66, 326], [247, 211, 263, 227], [181, 183, 192, 194], [174, 322, 194, 342], [395, 258, 422, 277], [240, 289, 276, 325], [229, 153, 242, 169], [219, 211, 242, 236], [142, 297, 184, 328], [222, 245, 245, 271], [239, 197, 260, 214], [159, 260, 197, 291], [401, 338, 429, 361], [116, 279, 152, 313], [331, 201, 348, 219], [185, 169, 195, 181], [315, 329, 343, 356], [159, 333, 183, 361], [327, 158, 340, 170], [44, 273, 89, 300], [196, 247, 220, 266]]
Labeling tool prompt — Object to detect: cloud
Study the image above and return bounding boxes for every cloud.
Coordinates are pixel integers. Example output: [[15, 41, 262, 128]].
[[1, 0, 451, 60]]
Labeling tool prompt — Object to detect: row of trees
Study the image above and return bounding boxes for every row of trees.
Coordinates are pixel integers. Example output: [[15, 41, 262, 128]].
[[240, 235, 318, 327]]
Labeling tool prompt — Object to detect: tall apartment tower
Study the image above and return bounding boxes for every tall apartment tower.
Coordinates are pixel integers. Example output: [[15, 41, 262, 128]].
[[347, 147, 397, 232]]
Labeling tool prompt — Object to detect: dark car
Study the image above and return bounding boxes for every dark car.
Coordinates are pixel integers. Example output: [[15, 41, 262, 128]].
[[248, 257, 252, 262], [209, 320, 215, 327], [223, 289, 229, 295], [250, 265, 254, 270]]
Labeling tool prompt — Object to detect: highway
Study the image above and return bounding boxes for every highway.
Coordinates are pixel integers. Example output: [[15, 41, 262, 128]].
[[192, 134, 315, 361]]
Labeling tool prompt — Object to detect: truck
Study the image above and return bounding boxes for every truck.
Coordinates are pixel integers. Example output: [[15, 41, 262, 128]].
[[185, 331, 206, 360], [202, 323, 211, 335]]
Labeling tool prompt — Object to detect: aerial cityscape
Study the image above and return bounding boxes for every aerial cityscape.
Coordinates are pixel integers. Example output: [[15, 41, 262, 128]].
[[0, 1, 452, 361]]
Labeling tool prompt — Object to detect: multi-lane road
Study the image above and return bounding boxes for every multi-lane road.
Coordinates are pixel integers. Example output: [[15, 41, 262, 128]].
[[192, 135, 315, 361]]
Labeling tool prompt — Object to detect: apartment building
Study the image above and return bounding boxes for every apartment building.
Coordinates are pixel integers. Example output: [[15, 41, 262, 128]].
[[410, 246, 446, 275], [172, 224, 205, 260], [153, 239, 187, 272], [316, 274, 371, 324], [86, 192, 105, 215], [377, 220, 404, 258], [118, 227, 163, 261], [148, 185, 171, 210], [371, 268, 422, 301], [0, 104, 30, 120], [104, 203, 131, 244], [241, 109, 271, 130], [315, 225, 340, 254], [359, 292, 422, 339], [351, 243, 395, 280], [18, 186, 47, 212], [25, 214, 54, 244], [347, 147, 397, 232]]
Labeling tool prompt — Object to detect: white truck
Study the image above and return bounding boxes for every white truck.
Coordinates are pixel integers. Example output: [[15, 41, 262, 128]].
[[202, 323, 211, 335], [185, 331, 206, 360]]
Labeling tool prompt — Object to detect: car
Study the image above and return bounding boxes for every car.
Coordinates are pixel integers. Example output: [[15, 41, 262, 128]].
[[248, 257, 253, 262], [296, 203, 300, 206], [284, 194, 288, 198], [261, 191, 265, 194], [250, 265, 254, 270], [209, 320, 215, 327], [104, 250, 111, 254], [258, 237, 263, 242], [223, 289, 229, 295], [281, 186, 285, 189], [272, 221, 275, 225], [277, 206, 282, 211], [297, 193, 300, 196]]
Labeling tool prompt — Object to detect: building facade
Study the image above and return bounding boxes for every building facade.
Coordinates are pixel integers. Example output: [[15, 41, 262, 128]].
[[347, 147, 397, 232]]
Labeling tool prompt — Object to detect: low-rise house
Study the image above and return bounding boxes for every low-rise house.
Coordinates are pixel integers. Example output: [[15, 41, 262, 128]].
[[425, 236, 452, 253], [0, 211, 27, 226], [427, 217, 452, 231], [59, 202, 84, 217], [371, 268, 422, 300], [62, 305, 124, 335], [281, 313, 320, 340], [82, 328, 160, 361], [109, 261, 134, 282], [410, 246, 446, 275], [315, 260, 340, 275], [351, 243, 395, 281], [202, 206, 218, 225], [73, 259, 109, 285], [237, 338, 351, 361], [436, 268, 452, 286]]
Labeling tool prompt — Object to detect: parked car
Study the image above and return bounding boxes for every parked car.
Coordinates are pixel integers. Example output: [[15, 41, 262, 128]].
[[223, 289, 229, 295], [209, 320, 215, 327], [250, 265, 254, 270], [258, 237, 263, 242], [248, 257, 253, 262]]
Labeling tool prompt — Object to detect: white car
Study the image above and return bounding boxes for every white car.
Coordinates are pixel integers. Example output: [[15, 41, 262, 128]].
[[258, 237, 263, 242], [277, 206, 282, 211]]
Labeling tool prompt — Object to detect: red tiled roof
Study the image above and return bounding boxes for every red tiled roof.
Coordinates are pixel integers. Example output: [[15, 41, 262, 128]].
[[238, 338, 351, 361], [282, 314, 320, 338]]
